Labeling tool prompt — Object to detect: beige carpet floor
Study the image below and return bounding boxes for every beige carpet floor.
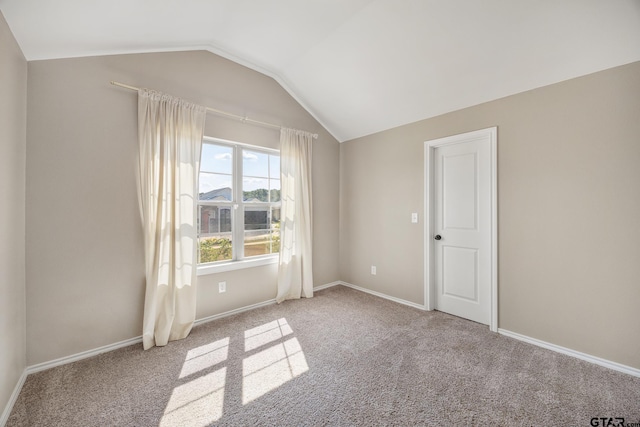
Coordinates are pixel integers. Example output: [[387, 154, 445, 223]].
[[7, 285, 640, 426]]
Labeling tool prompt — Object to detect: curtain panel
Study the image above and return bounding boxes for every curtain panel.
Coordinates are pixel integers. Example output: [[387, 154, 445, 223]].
[[137, 89, 206, 350], [276, 128, 314, 303]]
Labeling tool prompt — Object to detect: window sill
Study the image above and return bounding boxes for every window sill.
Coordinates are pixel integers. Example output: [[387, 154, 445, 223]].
[[197, 255, 279, 276]]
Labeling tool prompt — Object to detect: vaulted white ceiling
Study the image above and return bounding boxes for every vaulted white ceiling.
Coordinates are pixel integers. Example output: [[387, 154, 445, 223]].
[[2, 0, 640, 142]]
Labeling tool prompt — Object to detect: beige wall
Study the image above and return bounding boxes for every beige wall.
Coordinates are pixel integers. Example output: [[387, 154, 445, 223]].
[[0, 10, 27, 417], [26, 51, 340, 365], [340, 61, 640, 369]]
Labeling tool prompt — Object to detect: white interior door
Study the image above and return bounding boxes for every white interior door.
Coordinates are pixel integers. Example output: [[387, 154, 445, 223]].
[[425, 128, 497, 329]]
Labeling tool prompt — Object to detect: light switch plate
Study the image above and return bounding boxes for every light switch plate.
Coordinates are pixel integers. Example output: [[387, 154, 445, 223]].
[[411, 213, 418, 223]]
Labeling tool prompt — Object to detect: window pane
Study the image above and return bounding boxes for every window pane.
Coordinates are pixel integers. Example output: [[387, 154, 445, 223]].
[[201, 144, 233, 174], [271, 207, 281, 226], [244, 206, 279, 257], [243, 177, 269, 202], [199, 173, 232, 201], [270, 179, 281, 202], [245, 207, 269, 230], [272, 217, 280, 254], [269, 154, 280, 179], [198, 236, 233, 263], [243, 149, 268, 177], [199, 205, 232, 234], [271, 207, 281, 254], [198, 141, 281, 266], [198, 205, 233, 263]]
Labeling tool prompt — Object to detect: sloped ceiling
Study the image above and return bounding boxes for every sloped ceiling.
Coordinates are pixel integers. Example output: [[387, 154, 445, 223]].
[[2, 0, 639, 142]]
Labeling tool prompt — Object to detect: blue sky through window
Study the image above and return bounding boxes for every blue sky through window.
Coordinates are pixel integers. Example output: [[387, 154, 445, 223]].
[[201, 144, 232, 174]]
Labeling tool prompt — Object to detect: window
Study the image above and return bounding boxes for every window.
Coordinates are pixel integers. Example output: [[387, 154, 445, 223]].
[[198, 137, 280, 273]]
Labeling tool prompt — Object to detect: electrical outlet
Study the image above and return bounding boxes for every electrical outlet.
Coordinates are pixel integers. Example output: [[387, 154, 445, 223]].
[[371, 266, 377, 275], [218, 281, 226, 293]]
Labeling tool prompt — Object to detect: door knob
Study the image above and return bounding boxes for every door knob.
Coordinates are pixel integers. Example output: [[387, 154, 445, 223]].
[[434, 235, 442, 240]]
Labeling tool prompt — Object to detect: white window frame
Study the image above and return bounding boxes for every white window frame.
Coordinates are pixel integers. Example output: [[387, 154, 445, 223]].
[[197, 136, 280, 276]]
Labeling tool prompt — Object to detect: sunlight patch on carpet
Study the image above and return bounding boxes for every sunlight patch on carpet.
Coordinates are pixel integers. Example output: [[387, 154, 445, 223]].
[[242, 336, 309, 404], [179, 337, 230, 378], [160, 367, 227, 426], [244, 318, 293, 352]]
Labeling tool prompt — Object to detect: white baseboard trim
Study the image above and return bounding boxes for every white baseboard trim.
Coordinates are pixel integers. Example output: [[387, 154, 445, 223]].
[[27, 336, 143, 375], [498, 329, 640, 378], [313, 281, 342, 292], [338, 281, 427, 311], [0, 369, 27, 427], [194, 298, 277, 327]]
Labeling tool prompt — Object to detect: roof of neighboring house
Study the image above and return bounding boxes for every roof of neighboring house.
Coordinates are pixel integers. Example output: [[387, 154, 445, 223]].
[[199, 187, 231, 201]]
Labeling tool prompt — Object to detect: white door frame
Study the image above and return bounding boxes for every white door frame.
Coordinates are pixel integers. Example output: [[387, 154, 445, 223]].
[[424, 127, 498, 332]]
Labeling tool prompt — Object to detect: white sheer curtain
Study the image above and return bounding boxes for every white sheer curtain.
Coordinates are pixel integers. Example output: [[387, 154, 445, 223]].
[[137, 89, 206, 350], [276, 128, 314, 303]]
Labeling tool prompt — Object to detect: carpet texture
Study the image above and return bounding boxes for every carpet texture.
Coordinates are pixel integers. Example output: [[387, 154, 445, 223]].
[[7, 285, 640, 426]]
